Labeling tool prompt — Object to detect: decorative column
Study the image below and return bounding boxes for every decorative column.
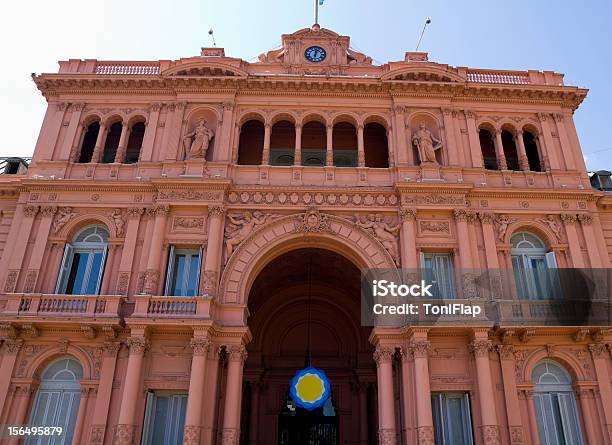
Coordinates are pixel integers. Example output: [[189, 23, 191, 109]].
[[393, 106, 409, 165], [200, 206, 225, 298], [163, 101, 187, 160], [9, 383, 35, 445], [248, 382, 261, 445], [575, 388, 597, 445], [399, 208, 418, 270], [326, 123, 334, 166], [387, 126, 395, 167], [357, 124, 365, 167], [216, 102, 235, 162], [515, 131, 530, 171], [4, 205, 39, 293], [232, 124, 241, 164], [184, 335, 211, 445], [493, 130, 507, 170], [114, 335, 149, 445], [454, 209, 475, 297], [24, 206, 57, 292], [552, 113, 576, 170], [478, 212, 500, 269], [35, 102, 68, 160], [143, 205, 169, 295], [89, 342, 121, 445], [139, 103, 161, 162], [113, 123, 130, 163], [221, 344, 248, 445], [441, 108, 459, 166], [470, 331, 500, 445], [523, 389, 541, 445], [400, 348, 415, 445], [560, 214, 584, 268], [464, 110, 484, 168], [72, 386, 92, 444], [588, 344, 612, 442], [496, 344, 525, 445], [116, 207, 144, 295], [537, 113, 560, 170], [410, 339, 433, 445], [0, 338, 23, 413], [202, 346, 221, 445], [374, 345, 397, 445], [577, 214, 602, 268], [592, 213, 612, 267], [64, 103, 86, 161], [91, 122, 107, 163], [262, 123, 271, 165], [294, 124, 302, 166]]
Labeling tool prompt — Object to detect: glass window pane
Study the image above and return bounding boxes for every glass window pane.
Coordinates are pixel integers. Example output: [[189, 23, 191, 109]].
[[65, 252, 89, 294], [152, 396, 169, 445], [85, 252, 103, 294], [170, 255, 186, 296], [186, 254, 200, 296]]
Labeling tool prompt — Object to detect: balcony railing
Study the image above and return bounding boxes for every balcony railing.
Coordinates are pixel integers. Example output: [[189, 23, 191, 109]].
[[94, 62, 160, 75], [3, 294, 123, 318], [466, 70, 530, 85], [132, 295, 213, 318]]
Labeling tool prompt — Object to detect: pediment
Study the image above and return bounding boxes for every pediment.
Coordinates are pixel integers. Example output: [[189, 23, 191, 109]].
[[162, 61, 248, 77], [286, 26, 341, 39], [381, 65, 465, 83]]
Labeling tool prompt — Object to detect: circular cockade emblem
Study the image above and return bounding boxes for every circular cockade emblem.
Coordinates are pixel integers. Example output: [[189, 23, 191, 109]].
[[304, 46, 327, 63], [290, 367, 331, 410]]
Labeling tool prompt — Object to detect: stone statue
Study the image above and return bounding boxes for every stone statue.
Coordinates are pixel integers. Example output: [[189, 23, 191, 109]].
[[225, 211, 270, 259], [53, 207, 75, 234], [412, 123, 443, 164], [182, 119, 214, 160], [110, 209, 125, 236], [355, 214, 400, 264], [494, 214, 517, 241], [537, 215, 562, 241]]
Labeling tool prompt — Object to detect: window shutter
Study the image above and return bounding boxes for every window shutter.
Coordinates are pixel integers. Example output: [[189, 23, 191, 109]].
[[93, 247, 108, 295], [545, 251, 558, 268], [545, 252, 562, 299], [557, 393, 584, 445], [164, 246, 176, 296], [55, 244, 74, 294], [196, 246, 203, 296], [141, 391, 156, 445]]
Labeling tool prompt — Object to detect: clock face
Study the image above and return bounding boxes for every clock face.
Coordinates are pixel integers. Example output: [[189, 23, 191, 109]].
[[304, 46, 327, 63]]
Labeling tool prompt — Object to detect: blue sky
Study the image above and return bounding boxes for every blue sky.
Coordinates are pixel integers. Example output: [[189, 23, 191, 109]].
[[1, 0, 611, 169]]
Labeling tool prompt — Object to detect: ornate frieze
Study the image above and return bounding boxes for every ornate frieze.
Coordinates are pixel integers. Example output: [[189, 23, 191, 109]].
[[156, 190, 222, 201], [172, 216, 205, 231], [227, 190, 398, 207], [401, 194, 465, 206], [418, 220, 450, 235]]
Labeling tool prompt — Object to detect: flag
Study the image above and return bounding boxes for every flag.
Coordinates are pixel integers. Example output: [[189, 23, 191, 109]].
[[319, 0, 324, 5]]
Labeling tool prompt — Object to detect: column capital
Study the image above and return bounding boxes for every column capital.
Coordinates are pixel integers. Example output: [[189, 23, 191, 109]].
[[154, 204, 170, 216], [453, 208, 470, 222], [560, 213, 577, 224], [409, 340, 430, 359], [208, 205, 226, 217], [399, 207, 417, 222], [3, 338, 23, 355], [496, 344, 515, 361], [373, 345, 395, 365], [577, 213, 593, 225], [226, 344, 247, 362], [23, 205, 40, 218], [125, 336, 149, 356], [470, 339, 493, 358], [588, 343, 607, 359], [478, 212, 495, 225], [190, 336, 212, 356], [40, 206, 58, 217], [103, 341, 121, 357], [126, 207, 145, 219]]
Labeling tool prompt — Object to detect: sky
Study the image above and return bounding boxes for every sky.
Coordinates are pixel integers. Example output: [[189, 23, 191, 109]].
[[1, 0, 611, 169]]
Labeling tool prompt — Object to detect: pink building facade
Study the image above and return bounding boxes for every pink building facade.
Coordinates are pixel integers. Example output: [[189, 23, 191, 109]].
[[0, 25, 610, 445]]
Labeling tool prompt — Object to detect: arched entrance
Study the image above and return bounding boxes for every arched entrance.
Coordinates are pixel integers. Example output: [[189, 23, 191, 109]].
[[242, 248, 376, 445]]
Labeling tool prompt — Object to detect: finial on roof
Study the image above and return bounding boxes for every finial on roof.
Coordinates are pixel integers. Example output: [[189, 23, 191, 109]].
[[312, 24, 320, 31]]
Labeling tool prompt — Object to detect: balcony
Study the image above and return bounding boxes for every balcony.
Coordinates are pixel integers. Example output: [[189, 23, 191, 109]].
[[131, 295, 213, 319], [2, 293, 123, 321]]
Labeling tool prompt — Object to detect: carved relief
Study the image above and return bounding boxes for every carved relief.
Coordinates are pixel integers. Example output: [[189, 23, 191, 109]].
[[418, 220, 450, 235], [116, 272, 130, 295], [355, 214, 400, 264], [4, 270, 18, 293], [109, 208, 125, 236], [173, 217, 205, 231], [226, 190, 398, 207], [53, 207, 77, 233], [156, 191, 222, 201], [199, 270, 218, 297], [536, 215, 563, 241], [23, 270, 38, 293], [494, 214, 517, 241], [294, 208, 333, 234], [402, 194, 465, 206], [225, 211, 276, 259]]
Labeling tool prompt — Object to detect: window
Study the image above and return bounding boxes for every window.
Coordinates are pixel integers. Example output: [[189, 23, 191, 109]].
[[141, 392, 188, 445], [78, 122, 100, 163], [301, 121, 326, 166], [364, 122, 389, 168], [56, 225, 109, 295], [332, 122, 357, 167], [102, 122, 122, 163], [501, 130, 520, 171], [511, 232, 558, 299], [164, 247, 202, 296], [125, 121, 145, 164], [422, 253, 456, 299], [478, 129, 497, 170], [237, 120, 264, 165], [523, 131, 542, 172], [533, 360, 584, 445], [270, 120, 296, 166], [26, 357, 83, 445], [431, 393, 474, 445]]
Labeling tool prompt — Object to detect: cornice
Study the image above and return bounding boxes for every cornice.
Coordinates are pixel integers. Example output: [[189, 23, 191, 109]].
[[467, 188, 596, 201]]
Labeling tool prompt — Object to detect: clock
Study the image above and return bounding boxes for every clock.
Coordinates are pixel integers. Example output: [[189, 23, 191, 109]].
[[304, 46, 326, 63]]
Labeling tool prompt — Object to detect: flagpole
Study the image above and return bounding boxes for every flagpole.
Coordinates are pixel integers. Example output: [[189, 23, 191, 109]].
[[314, 0, 318, 25]]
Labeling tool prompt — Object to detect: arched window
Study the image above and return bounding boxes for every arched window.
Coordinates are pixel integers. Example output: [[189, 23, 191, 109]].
[[270, 120, 295, 166], [78, 121, 100, 163], [501, 130, 520, 171], [523, 131, 542, 172], [237, 120, 264, 165], [56, 225, 109, 295], [332, 122, 357, 167], [532, 360, 584, 445], [125, 121, 145, 164], [478, 129, 497, 170], [102, 122, 122, 163], [301, 121, 326, 166], [363, 122, 389, 168], [511, 232, 558, 299], [26, 357, 83, 445]]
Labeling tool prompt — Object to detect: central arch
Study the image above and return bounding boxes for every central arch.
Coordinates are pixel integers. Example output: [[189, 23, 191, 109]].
[[219, 210, 397, 305]]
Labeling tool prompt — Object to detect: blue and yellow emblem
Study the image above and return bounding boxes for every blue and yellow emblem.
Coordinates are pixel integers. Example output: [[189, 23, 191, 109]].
[[289, 367, 331, 410]]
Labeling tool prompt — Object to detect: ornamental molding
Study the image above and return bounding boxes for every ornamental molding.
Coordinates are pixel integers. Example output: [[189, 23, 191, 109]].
[[155, 190, 223, 202], [227, 188, 398, 207]]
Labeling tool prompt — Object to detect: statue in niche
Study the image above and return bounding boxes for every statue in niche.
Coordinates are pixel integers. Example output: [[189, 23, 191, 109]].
[[412, 122, 443, 164], [182, 118, 214, 160], [355, 213, 400, 264]]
